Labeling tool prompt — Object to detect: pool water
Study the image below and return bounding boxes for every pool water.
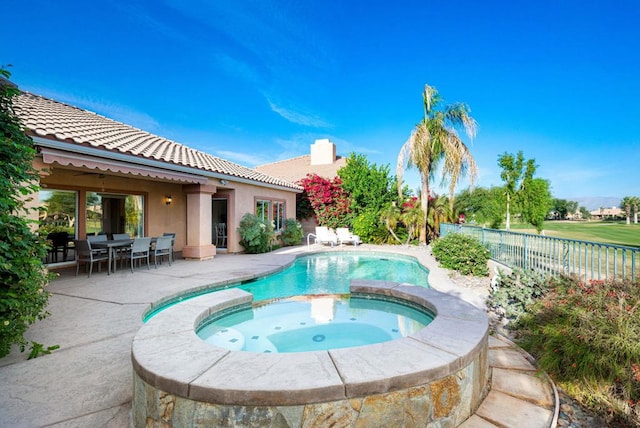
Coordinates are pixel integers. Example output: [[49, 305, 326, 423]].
[[234, 252, 430, 301], [144, 252, 430, 322], [197, 295, 434, 353]]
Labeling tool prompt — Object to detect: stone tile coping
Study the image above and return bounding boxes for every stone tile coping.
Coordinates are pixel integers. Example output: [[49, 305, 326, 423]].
[[132, 279, 489, 406]]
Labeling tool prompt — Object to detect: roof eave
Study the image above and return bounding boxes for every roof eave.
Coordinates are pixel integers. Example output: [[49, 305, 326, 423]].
[[32, 136, 302, 193]]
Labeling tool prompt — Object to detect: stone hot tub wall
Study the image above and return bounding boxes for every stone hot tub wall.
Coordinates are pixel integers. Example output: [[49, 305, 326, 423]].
[[131, 280, 490, 427]]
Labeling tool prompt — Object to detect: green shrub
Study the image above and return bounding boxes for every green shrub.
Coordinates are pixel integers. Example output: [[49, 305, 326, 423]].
[[237, 213, 274, 254], [0, 68, 56, 359], [352, 209, 385, 243], [516, 276, 640, 426], [430, 233, 490, 276], [280, 218, 303, 246], [486, 268, 549, 321]]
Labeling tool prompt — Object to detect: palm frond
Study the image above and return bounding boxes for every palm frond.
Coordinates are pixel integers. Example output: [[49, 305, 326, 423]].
[[444, 103, 478, 139]]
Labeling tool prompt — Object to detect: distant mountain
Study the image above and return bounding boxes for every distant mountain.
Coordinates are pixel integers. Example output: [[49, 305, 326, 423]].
[[569, 197, 621, 211]]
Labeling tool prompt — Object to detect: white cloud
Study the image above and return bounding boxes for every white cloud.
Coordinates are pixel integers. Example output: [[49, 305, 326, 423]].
[[213, 53, 263, 86], [266, 98, 330, 128]]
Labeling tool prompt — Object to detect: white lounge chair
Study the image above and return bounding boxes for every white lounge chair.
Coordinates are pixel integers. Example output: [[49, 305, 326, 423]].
[[307, 226, 338, 247], [336, 228, 361, 246]]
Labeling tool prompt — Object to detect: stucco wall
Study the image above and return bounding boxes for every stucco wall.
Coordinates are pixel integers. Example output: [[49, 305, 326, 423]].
[[225, 180, 297, 253], [39, 164, 298, 255]]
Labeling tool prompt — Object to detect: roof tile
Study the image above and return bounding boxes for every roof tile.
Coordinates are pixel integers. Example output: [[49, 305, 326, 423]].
[[13, 92, 300, 190]]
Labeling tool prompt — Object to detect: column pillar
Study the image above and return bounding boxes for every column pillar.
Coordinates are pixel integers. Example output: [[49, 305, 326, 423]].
[[182, 184, 217, 260]]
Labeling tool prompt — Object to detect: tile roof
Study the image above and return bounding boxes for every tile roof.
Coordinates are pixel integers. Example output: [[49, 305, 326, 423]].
[[13, 92, 301, 190], [255, 155, 347, 184]]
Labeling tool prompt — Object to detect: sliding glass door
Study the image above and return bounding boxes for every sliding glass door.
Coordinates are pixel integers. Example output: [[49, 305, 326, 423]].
[[86, 192, 144, 238]]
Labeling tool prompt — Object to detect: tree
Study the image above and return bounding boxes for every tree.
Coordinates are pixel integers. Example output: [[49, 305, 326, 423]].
[[498, 151, 536, 230], [337, 153, 401, 243], [521, 178, 552, 233], [454, 186, 505, 228], [397, 84, 478, 243], [620, 196, 632, 225], [620, 196, 639, 225], [338, 153, 395, 216], [579, 206, 591, 220], [0, 67, 55, 358], [550, 198, 577, 219], [379, 199, 424, 245]]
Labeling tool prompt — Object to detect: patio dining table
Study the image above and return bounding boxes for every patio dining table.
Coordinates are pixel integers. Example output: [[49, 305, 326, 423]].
[[90, 239, 133, 275]]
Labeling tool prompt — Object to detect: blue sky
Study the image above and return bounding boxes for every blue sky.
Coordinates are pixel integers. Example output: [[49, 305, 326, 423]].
[[3, 0, 639, 200]]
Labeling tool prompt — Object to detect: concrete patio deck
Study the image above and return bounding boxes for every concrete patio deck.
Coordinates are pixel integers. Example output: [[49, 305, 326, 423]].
[[0, 245, 557, 427]]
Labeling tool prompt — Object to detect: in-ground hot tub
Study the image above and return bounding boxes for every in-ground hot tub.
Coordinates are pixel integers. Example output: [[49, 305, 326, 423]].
[[197, 293, 435, 353], [132, 280, 489, 427]]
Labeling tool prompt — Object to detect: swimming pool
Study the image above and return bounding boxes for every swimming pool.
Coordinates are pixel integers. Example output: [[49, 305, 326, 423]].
[[144, 252, 430, 321], [197, 294, 435, 352], [236, 252, 430, 299]]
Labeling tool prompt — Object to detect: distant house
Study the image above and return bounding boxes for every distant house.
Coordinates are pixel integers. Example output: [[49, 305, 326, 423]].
[[589, 206, 623, 220], [14, 91, 301, 264], [255, 139, 347, 236]]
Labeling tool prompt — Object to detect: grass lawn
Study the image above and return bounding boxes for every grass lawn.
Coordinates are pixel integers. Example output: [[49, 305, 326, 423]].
[[508, 220, 640, 247]]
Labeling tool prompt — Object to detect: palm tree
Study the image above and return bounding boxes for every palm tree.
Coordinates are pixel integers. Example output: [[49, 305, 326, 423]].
[[427, 194, 451, 240], [621, 196, 634, 225], [397, 84, 478, 243]]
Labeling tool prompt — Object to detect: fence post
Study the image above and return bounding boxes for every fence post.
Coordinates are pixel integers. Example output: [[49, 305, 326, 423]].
[[562, 241, 569, 274]]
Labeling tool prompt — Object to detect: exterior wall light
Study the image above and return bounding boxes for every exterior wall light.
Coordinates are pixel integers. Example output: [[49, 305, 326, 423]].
[[165, 195, 172, 206], [219, 179, 229, 185]]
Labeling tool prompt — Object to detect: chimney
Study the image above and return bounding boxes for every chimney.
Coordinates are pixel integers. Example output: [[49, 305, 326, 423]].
[[310, 139, 336, 165]]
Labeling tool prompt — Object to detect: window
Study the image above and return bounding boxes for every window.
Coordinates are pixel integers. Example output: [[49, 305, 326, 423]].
[[255, 198, 286, 231], [256, 200, 271, 223], [39, 189, 77, 265], [273, 201, 285, 231], [86, 192, 144, 237], [39, 190, 78, 236]]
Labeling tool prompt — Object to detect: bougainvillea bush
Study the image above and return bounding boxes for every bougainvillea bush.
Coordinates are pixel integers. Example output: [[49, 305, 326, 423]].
[[297, 174, 352, 229], [516, 276, 640, 426]]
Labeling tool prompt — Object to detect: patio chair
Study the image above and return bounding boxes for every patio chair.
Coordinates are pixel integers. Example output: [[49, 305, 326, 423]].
[[125, 237, 152, 272], [112, 233, 131, 265], [307, 226, 338, 247], [87, 234, 107, 242], [153, 236, 173, 268], [74, 239, 109, 277], [215, 223, 227, 247], [163, 232, 176, 260], [87, 234, 108, 255], [336, 228, 362, 246], [47, 231, 69, 263]]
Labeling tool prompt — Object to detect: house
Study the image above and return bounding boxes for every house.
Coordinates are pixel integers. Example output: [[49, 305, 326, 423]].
[[13, 91, 301, 265], [589, 206, 623, 220], [255, 139, 347, 183], [255, 139, 347, 236]]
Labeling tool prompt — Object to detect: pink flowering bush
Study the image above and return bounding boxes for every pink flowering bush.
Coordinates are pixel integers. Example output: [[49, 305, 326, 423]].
[[517, 276, 640, 426], [297, 174, 352, 229]]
